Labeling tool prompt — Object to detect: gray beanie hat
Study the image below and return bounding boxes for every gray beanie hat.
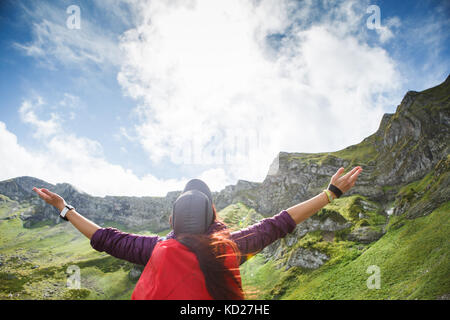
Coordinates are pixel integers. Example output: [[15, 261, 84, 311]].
[[172, 179, 214, 235]]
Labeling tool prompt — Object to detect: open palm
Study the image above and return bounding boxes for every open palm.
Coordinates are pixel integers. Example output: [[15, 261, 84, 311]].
[[32, 187, 65, 211], [329, 166, 363, 195]]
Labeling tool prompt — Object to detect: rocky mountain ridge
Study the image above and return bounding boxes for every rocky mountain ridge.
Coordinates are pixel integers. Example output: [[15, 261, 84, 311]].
[[215, 75, 449, 216], [0, 75, 448, 300], [0, 175, 181, 230], [0, 75, 449, 233]]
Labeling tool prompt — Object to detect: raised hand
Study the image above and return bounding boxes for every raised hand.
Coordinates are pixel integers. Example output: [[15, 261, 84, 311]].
[[32, 187, 66, 211], [329, 166, 363, 197]]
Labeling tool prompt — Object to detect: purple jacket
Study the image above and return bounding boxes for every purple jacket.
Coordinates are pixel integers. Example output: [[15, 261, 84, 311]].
[[90, 210, 296, 266]]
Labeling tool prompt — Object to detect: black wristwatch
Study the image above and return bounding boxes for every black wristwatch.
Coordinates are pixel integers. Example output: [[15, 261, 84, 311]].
[[60, 204, 74, 221], [328, 184, 343, 198]]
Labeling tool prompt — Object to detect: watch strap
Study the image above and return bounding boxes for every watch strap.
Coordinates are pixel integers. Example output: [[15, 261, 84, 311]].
[[328, 183, 343, 198], [60, 204, 74, 221]]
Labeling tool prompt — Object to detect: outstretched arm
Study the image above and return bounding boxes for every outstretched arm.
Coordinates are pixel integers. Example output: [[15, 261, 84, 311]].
[[32, 187, 100, 239], [32, 187, 158, 265], [231, 166, 362, 262], [286, 166, 362, 224]]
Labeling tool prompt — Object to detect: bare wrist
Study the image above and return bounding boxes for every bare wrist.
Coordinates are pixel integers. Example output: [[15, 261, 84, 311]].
[[56, 202, 66, 212], [65, 209, 76, 220]]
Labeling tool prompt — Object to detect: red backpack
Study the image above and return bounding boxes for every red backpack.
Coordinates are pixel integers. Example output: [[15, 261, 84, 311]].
[[131, 239, 242, 300]]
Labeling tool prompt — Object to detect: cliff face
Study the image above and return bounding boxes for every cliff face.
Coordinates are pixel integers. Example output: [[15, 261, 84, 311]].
[[0, 176, 180, 231], [372, 81, 449, 185], [214, 75, 450, 216], [0, 75, 449, 232]]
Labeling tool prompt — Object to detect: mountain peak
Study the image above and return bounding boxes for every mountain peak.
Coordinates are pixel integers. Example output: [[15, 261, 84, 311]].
[[0, 176, 54, 201], [0, 75, 448, 221], [55, 182, 87, 195]]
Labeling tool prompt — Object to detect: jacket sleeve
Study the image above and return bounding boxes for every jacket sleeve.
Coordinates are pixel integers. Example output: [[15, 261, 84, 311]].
[[230, 210, 296, 263], [90, 227, 160, 266]]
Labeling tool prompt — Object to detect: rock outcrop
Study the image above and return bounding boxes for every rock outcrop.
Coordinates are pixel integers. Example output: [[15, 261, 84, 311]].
[[0, 176, 180, 232], [213, 75, 450, 216], [286, 248, 329, 270], [347, 226, 383, 244], [0, 75, 448, 242]]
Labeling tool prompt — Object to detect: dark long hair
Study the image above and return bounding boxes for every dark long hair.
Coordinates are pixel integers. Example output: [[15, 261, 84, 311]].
[[176, 206, 243, 300]]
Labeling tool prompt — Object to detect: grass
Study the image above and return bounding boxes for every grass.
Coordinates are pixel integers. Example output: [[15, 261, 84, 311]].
[[218, 203, 264, 231], [240, 202, 449, 300], [240, 255, 285, 299], [1, 170, 448, 300], [331, 140, 378, 166], [0, 196, 146, 300], [284, 137, 378, 173], [319, 195, 384, 232]]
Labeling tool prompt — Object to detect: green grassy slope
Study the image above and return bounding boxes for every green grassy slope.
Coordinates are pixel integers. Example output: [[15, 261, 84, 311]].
[[218, 202, 264, 231], [1, 188, 448, 300], [240, 202, 449, 300], [0, 196, 161, 300], [238, 79, 450, 300], [1, 152, 448, 300], [238, 156, 450, 300]]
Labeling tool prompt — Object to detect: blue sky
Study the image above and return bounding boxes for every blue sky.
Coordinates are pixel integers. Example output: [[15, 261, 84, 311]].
[[0, 0, 448, 196]]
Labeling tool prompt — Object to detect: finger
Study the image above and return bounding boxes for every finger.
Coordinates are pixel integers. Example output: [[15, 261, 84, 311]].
[[33, 188, 51, 201], [349, 167, 363, 182], [342, 166, 361, 180], [332, 167, 345, 181], [347, 169, 362, 186], [32, 187, 44, 196], [41, 188, 54, 196]]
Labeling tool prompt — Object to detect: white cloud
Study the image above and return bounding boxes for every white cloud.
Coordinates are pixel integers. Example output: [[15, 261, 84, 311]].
[[59, 93, 81, 108], [376, 16, 401, 43], [3, 94, 192, 197], [115, 126, 137, 142], [19, 97, 61, 138], [0, 122, 44, 179], [198, 168, 232, 192], [117, 0, 401, 186], [14, 1, 122, 70], [0, 121, 188, 197], [7, 0, 411, 195]]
